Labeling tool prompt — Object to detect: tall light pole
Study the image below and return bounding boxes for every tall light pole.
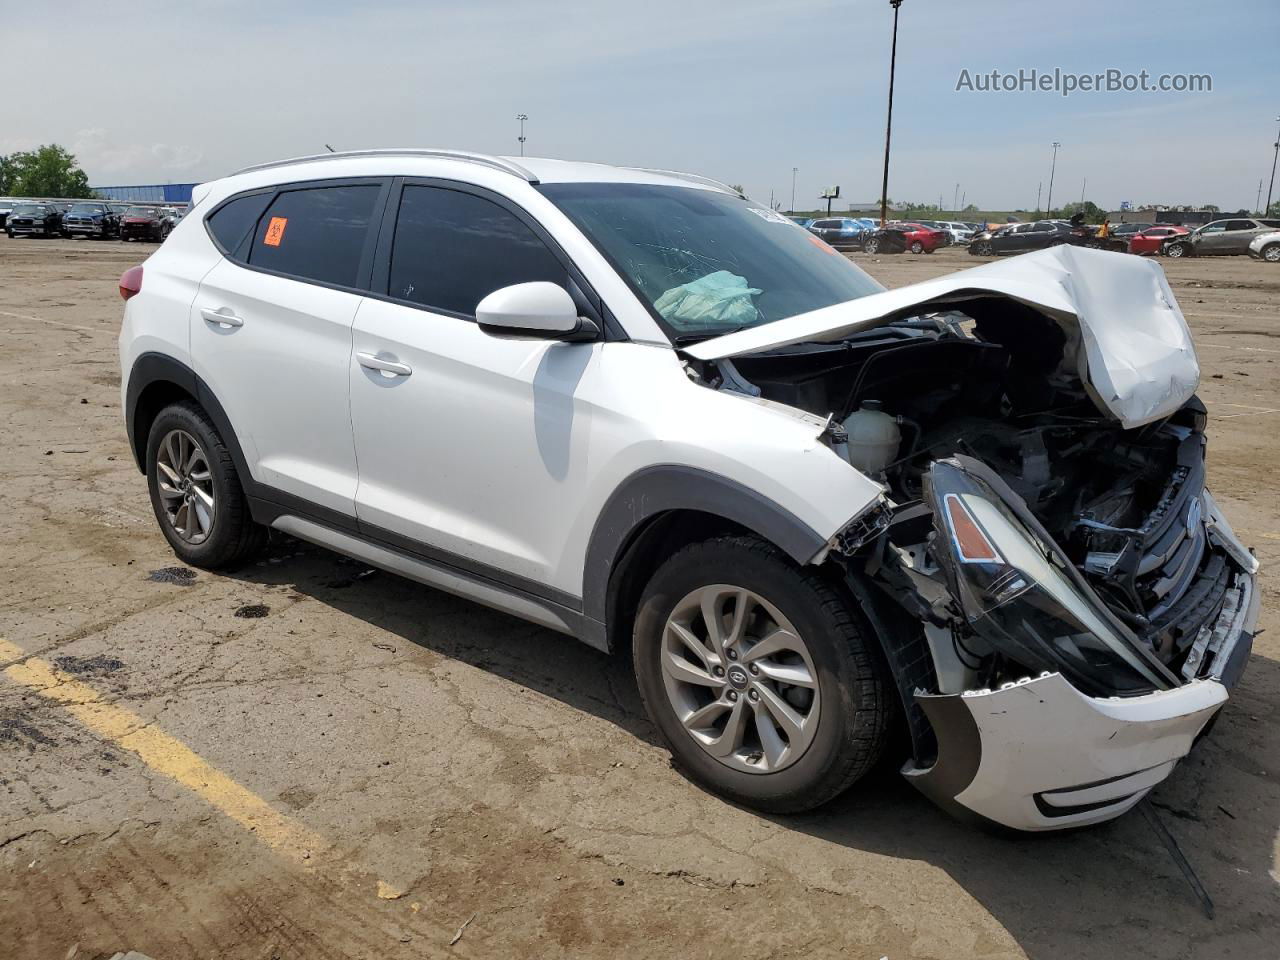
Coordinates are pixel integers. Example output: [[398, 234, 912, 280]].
[[878, 0, 904, 228], [1045, 141, 1061, 216], [516, 114, 528, 156], [791, 167, 798, 212], [1266, 116, 1280, 216], [953, 182, 959, 212]]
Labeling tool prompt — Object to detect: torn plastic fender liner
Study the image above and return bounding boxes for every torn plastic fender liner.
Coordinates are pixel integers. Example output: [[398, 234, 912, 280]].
[[684, 245, 1198, 429]]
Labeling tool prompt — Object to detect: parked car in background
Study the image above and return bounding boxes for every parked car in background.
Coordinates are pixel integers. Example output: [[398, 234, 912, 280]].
[[119, 206, 170, 242], [807, 217, 869, 249], [787, 216, 814, 229], [1248, 230, 1280, 262], [161, 207, 186, 231], [862, 223, 944, 254], [1128, 225, 1189, 256], [64, 201, 121, 239], [875, 222, 945, 254], [6, 202, 65, 238], [1164, 217, 1280, 258], [969, 219, 1072, 256], [936, 221, 975, 244], [912, 221, 952, 246], [0, 198, 14, 230]]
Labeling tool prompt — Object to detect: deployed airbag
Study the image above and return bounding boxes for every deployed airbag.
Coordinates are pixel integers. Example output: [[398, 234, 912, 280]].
[[654, 270, 762, 331]]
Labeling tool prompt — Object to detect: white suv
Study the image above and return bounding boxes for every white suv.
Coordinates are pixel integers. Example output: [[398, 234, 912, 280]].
[[119, 150, 1259, 831]]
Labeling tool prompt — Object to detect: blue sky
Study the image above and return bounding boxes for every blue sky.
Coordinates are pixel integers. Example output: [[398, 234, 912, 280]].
[[6, 0, 1278, 211]]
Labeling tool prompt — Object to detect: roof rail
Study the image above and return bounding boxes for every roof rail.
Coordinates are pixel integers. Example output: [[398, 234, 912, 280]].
[[627, 167, 742, 197], [231, 149, 540, 183]]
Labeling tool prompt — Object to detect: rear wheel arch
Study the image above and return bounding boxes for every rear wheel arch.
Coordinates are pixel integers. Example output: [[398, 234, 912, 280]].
[[126, 354, 253, 490]]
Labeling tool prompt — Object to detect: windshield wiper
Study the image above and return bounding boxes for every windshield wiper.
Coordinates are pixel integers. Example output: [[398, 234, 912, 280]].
[[670, 324, 754, 347]]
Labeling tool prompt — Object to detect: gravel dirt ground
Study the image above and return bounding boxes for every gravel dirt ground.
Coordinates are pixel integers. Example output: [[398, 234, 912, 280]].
[[1, 236, 1277, 960]]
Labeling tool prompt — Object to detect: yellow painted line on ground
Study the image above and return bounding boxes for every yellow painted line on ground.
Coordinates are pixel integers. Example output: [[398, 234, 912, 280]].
[[0, 637, 323, 860]]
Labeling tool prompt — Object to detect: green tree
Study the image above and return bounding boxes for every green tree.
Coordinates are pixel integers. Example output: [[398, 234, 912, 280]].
[[1059, 200, 1106, 223], [1268, 200, 1280, 218], [4, 145, 94, 198], [0, 154, 16, 194]]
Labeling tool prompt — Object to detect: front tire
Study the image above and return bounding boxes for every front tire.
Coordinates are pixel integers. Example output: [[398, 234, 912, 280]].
[[1262, 242, 1280, 263], [909, 240, 924, 254], [146, 402, 266, 569], [863, 237, 880, 254], [1165, 242, 1189, 258], [632, 536, 892, 813]]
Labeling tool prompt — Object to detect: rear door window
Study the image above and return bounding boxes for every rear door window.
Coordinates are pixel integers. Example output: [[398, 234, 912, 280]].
[[247, 184, 381, 288], [386, 185, 566, 317]]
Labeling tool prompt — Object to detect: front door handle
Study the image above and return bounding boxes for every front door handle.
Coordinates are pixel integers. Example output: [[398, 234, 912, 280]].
[[357, 352, 413, 377], [201, 307, 244, 328]]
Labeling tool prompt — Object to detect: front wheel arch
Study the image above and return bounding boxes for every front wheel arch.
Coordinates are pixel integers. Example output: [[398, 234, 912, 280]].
[[585, 467, 832, 653]]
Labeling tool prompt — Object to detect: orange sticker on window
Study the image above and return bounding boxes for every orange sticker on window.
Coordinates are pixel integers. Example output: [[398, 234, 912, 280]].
[[263, 216, 287, 247]]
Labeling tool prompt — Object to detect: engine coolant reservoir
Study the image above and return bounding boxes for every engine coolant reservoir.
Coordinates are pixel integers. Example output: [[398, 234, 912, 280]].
[[841, 400, 901, 474]]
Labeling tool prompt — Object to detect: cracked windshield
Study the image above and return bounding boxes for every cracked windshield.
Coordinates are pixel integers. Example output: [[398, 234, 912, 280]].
[[541, 182, 883, 339]]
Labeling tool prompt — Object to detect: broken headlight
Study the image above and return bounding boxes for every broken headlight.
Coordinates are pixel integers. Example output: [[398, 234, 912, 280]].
[[927, 459, 1174, 697]]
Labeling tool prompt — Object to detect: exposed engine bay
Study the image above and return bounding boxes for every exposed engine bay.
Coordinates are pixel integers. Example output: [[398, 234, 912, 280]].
[[690, 293, 1252, 731]]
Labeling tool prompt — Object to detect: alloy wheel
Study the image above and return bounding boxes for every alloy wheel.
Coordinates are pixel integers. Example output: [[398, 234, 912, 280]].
[[1166, 243, 1185, 258], [660, 584, 820, 774], [1264, 244, 1280, 262], [155, 429, 216, 544]]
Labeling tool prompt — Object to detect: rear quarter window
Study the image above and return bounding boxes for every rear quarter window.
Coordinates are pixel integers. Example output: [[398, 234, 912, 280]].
[[206, 192, 273, 255]]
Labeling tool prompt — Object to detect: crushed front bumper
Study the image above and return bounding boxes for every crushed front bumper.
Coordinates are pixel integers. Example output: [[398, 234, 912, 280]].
[[904, 568, 1258, 831]]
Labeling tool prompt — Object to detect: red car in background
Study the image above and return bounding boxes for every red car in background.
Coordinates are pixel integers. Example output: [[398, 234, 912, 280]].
[[890, 222, 948, 254], [1128, 225, 1189, 256]]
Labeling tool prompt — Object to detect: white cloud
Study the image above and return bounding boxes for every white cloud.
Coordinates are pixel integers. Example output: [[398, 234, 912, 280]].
[[68, 129, 204, 183]]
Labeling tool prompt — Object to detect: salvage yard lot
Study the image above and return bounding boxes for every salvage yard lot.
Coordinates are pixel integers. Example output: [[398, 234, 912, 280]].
[[1, 238, 1277, 960]]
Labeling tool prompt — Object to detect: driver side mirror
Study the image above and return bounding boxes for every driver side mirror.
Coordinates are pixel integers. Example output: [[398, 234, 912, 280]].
[[476, 282, 599, 342]]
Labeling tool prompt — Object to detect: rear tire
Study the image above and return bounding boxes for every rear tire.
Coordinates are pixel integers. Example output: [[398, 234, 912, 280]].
[[909, 240, 924, 254], [632, 535, 892, 813], [145, 402, 266, 569]]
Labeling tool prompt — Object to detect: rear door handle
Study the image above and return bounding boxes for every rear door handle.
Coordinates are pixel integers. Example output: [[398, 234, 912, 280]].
[[201, 307, 244, 328], [357, 352, 413, 377]]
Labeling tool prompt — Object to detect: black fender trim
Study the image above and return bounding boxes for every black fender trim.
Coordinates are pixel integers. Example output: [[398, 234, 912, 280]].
[[581, 464, 827, 626], [125, 352, 198, 470], [902, 691, 984, 823]]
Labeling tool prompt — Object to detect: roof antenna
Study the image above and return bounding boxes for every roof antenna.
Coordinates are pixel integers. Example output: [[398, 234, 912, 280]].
[[324, 144, 336, 153], [1139, 798, 1214, 919]]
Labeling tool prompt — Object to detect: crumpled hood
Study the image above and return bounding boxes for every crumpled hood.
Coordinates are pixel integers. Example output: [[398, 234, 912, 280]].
[[684, 245, 1199, 429]]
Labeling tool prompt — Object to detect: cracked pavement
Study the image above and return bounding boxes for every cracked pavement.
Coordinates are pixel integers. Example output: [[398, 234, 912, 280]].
[[2, 238, 1278, 959]]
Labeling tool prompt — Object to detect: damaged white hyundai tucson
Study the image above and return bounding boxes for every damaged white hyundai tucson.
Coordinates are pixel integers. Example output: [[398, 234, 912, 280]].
[[118, 151, 1260, 831]]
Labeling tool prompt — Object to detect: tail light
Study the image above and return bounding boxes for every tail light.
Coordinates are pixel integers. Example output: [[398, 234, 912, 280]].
[[119, 265, 143, 301]]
